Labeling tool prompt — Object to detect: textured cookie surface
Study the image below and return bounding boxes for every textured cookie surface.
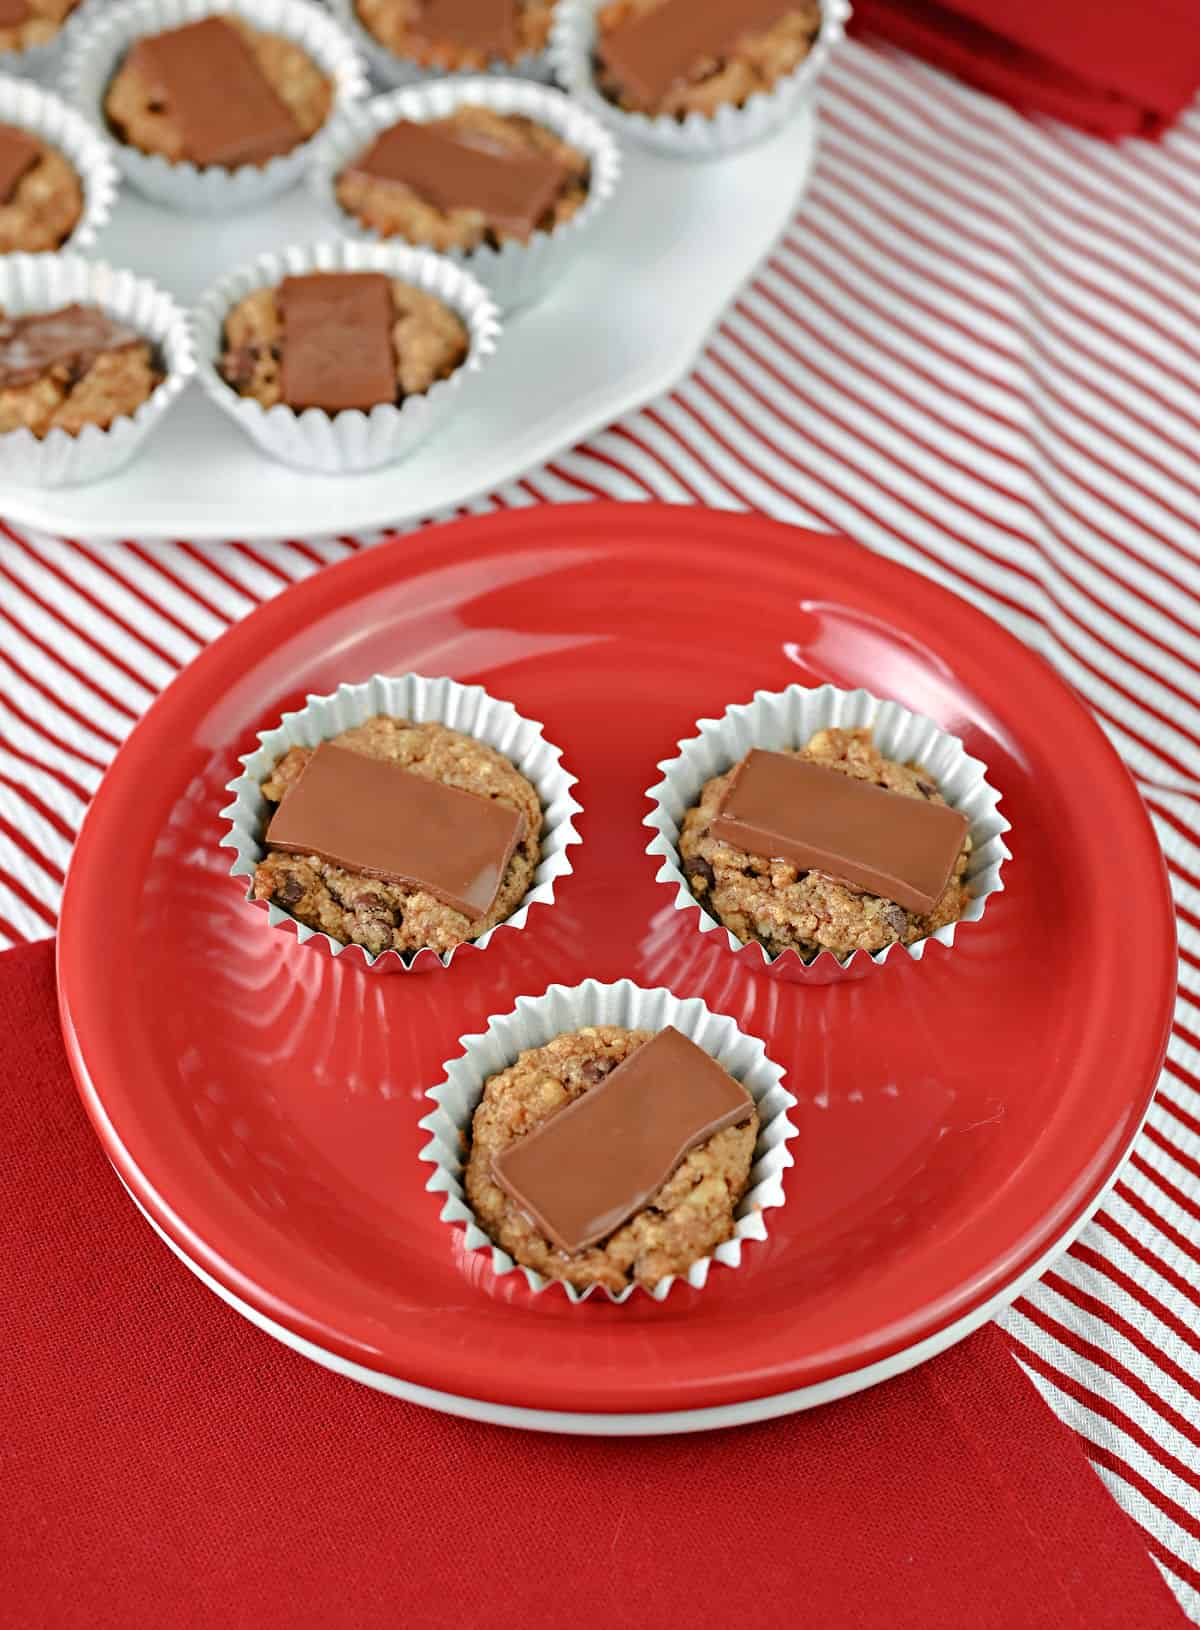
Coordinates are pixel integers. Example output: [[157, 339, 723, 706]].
[[679, 726, 971, 959], [465, 1025, 759, 1293]]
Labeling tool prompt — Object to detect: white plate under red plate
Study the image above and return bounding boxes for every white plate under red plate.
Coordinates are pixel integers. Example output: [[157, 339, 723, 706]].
[[57, 505, 1176, 1428], [3, 109, 814, 544]]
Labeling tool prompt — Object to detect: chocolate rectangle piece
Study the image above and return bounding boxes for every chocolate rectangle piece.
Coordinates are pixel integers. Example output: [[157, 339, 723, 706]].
[[264, 741, 525, 919], [0, 1, 31, 27], [0, 122, 40, 203], [599, 0, 794, 107], [710, 748, 968, 916], [490, 1027, 755, 1255], [349, 120, 569, 240], [127, 17, 301, 169], [410, 0, 517, 58], [277, 272, 396, 414]]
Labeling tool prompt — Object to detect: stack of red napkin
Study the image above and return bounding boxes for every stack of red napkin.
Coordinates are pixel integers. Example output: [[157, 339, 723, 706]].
[[850, 0, 1200, 137]]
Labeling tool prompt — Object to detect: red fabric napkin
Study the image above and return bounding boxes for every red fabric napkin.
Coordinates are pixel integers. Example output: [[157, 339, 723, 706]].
[[3, 939, 1187, 1630], [850, 0, 1200, 137]]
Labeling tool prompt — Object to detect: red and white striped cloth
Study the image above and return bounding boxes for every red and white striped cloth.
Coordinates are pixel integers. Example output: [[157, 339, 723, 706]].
[[2, 38, 1198, 1613]]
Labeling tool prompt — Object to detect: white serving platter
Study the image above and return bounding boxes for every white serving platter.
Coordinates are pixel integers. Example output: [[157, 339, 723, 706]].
[[1, 103, 815, 542]]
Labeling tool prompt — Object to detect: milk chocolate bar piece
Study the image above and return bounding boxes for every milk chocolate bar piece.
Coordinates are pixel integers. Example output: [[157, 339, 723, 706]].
[[599, 0, 796, 107], [277, 272, 396, 414], [265, 741, 526, 919], [0, 304, 141, 390], [0, 123, 40, 203], [127, 17, 301, 169], [409, 0, 517, 59], [0, 1, 31, 27], [709, 748, 968, 916], [349, 119, 569, 240], [490, 1026, 755, 1255]]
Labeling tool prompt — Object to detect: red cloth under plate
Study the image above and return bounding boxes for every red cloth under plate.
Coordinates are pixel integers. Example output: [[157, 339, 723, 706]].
[[2, 940, 1186, 1630], [850, 0, 1200, 136]]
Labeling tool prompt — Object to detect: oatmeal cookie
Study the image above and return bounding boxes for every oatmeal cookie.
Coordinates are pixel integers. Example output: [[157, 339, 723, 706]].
[[596, 0, 821, 119], [0, 0, 77, 54], [679, 726, 971, 960], [0, 133, 83, 253], [465, 1025, 759, 1293], [336, 107, 589, 250], [104, 16, 332, 164], [253, 716, 542, 956], [219, 277, 468, 407], [357, 0, 556, 69]]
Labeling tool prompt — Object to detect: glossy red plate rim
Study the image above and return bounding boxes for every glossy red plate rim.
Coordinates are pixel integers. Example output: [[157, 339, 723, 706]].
[[56, 504, 1178, 1416]]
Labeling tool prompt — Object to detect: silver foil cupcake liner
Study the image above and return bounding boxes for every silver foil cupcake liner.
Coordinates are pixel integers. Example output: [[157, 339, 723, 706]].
[[550, 0, 850, 159], [645, 683, 1010, 985], [326, 0, 554, 89], [61, 0, 367, 213], [0, 253, 194, 488], [219, 672, 582, 972], [310, 76, 621, 311], [0, 72, 119, 250], [192, 237, 500, 472], [419, 977, 796, 1302]]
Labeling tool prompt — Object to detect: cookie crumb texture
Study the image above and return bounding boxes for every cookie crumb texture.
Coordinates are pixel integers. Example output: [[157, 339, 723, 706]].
[[466, 1026, 759, 1293], [680, 726, 972, 960], [0, 0, 76, 53], [0, 136, 82, 252], [337, 107, 589, 250], [104, 18, 332, 163], [0, 319, 161, 438], [597, 0, 821, 118], [357, 0, 555, 68], [253, 716, 543, 956], [220, 278, 468, 406]]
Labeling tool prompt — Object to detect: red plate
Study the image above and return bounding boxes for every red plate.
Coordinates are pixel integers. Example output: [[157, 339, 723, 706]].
[[58, 505, 1176, 1418]]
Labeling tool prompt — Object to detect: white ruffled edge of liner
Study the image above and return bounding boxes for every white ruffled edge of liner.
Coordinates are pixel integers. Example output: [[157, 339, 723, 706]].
[[0, 253, 194, 488], [192, 237, 501, 472], [218, 672, 583, 972], [549, 0, 851, 158], [60, 0, 367, 214], [644, 683, 1011, 981], [309, 76, 621, 312], [0, 72, 120, 249], [325, 0, 554, 89], [419, 978, 797, 1303]]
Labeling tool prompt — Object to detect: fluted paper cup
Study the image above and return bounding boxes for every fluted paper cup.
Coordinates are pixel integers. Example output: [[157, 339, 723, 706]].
[[0, 74, 119, 249], [550, 0, 849, 159], [0, 253, 193, 488], [193, 237, 500, 472], [219, 673, 582, 973], [61, 0, 367, 213], [419, 978, 796, 1302], [310, 77, 620, 311], [645, 683, 1010, 985], [0, 0, 86, 82], [326, 0, 554, 88]]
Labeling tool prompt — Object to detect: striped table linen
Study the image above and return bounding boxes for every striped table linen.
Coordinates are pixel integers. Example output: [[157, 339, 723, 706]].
[[1, 37, 1198, 1615]]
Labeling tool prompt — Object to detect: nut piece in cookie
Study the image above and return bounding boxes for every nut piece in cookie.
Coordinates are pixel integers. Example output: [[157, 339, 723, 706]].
[[679, 726, 972, 961], [466, 1025, 760, 1293], [252, 715, 542, 957], [336, 108, 589, 250], [356, 0, 557, 71], [219, 274, 469, 411], [595, 0, 821, 119], [104, 15, 332, 167], [0, 303, 163, 437]]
